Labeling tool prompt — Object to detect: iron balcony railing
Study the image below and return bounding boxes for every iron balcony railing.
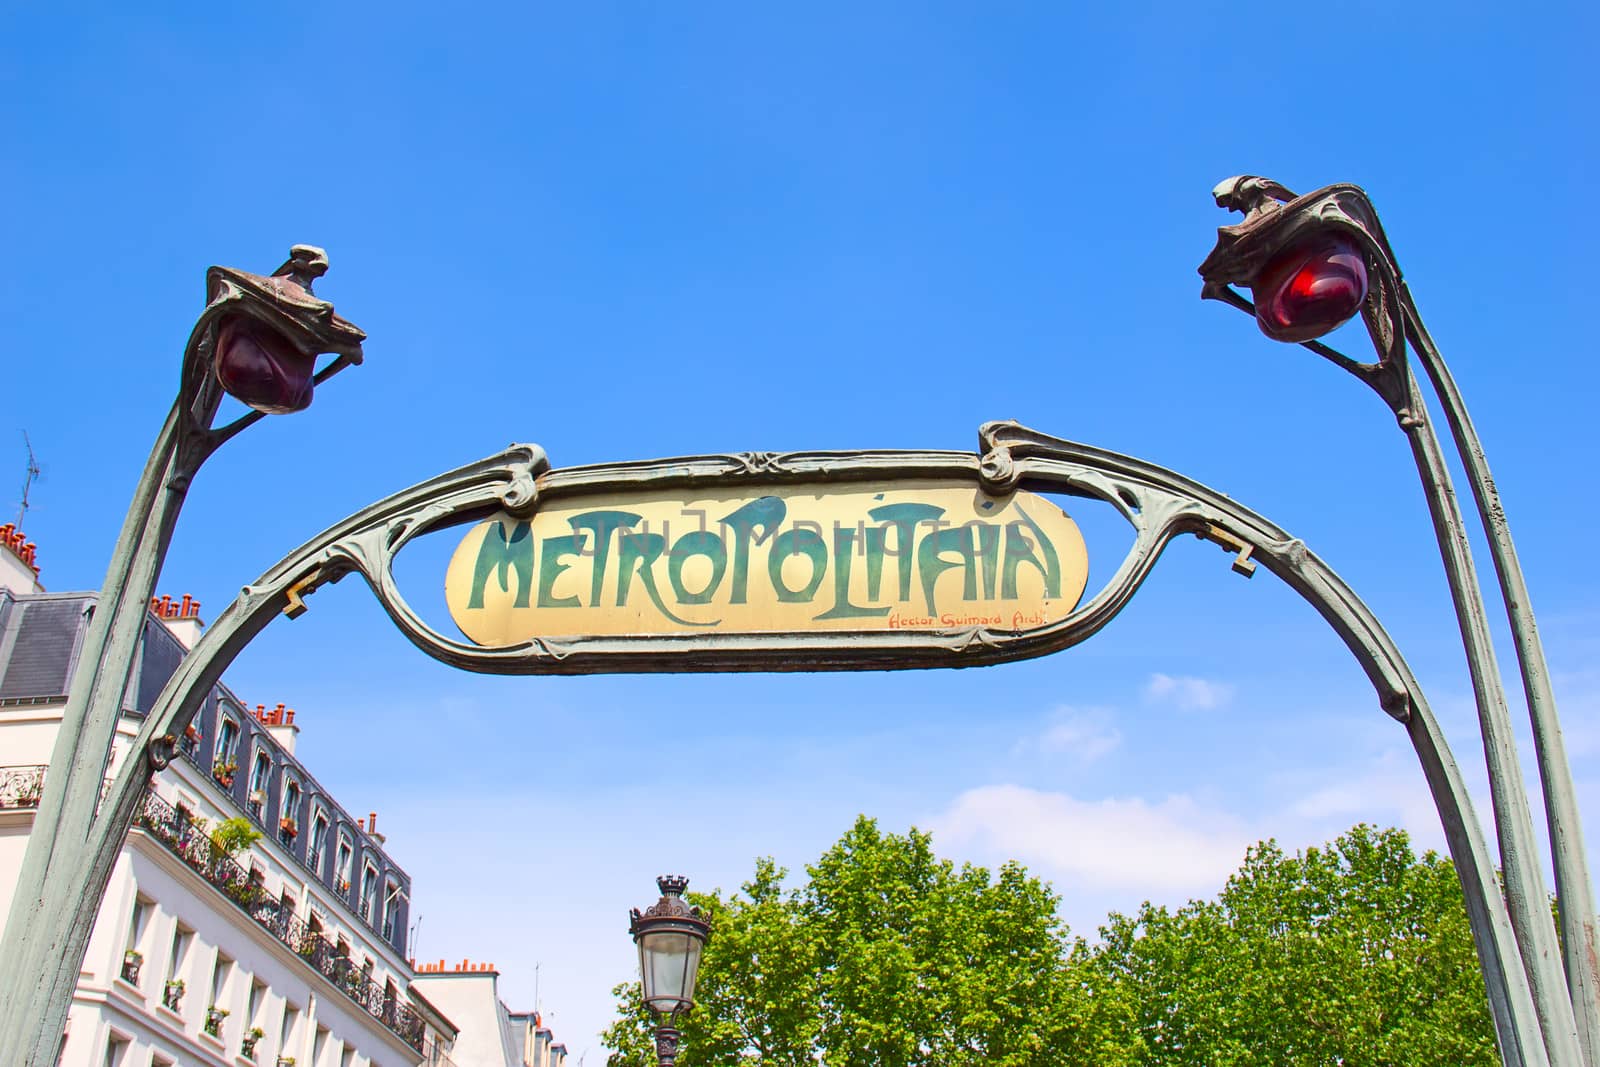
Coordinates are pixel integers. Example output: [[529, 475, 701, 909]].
[[176, 743, 401, 951], [127, 788, 426, 1052], [4, 764, 424, 1051]]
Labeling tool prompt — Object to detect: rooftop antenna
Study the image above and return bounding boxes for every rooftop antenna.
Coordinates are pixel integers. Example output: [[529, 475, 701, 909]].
[[18, 431, 40, 529]]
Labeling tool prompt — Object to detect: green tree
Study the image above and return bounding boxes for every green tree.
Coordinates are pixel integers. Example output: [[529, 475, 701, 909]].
[[603, 816, 1133, 1065], [1091, 824, 1496, 1066], [604, 821, 1494, 1066]]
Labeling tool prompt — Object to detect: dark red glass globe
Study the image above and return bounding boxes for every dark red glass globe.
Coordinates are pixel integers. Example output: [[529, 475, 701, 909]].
[[1251, 234, 1369, 343], [214, 316, 315, 414]]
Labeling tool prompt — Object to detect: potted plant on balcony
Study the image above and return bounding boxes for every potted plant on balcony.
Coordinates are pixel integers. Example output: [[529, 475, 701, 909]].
[[120, 949, 142, 985], [211, 816, 261, 859], [184, 724, 201, 743], [204, 1004, 228, 1037], [241, 1026, 264, 1059], [335, 876, 351, 896], [161, 978, 184, 1011], [212, 759, 238, 788], [279, 815, 298, 841]]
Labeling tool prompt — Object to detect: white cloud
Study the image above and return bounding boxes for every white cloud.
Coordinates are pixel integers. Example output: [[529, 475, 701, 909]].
[[931, 784, 1255, 893], [1144, 673, 1235, 712], [1023, 706, 1122, 763], [1286, 749, 1447, 850]]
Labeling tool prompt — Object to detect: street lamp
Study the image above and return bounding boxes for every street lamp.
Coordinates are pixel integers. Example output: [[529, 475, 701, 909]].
[[0, 245, 364, 1067], [629, 876, 710, 1067], [1199, 176, 1598, 1067]]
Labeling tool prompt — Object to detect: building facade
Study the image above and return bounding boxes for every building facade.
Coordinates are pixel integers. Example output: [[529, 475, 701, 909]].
[[0, 529, 542, 1066], [411, 963, 567, 1067]]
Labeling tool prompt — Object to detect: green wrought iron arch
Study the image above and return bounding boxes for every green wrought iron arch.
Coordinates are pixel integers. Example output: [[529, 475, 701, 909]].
[[31, 418, 1539, 1065]]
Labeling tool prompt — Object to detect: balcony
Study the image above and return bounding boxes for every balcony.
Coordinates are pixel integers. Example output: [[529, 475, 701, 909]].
[[175, 745, 403, 952], [130, 789, 425, 1052]]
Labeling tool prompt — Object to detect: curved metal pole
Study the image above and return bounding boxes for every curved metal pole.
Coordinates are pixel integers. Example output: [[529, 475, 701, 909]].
[[50, 426, 1545, 1067], [1401, 371, 1579, 1063], [1199, 181, 1588, 1065], [3, 447, 543, 1067], [0, 403, 193, 1066], [0, 249, 365, 1067], [985, 422, 1547, 1065], [1404, 297, 1600, 1051]]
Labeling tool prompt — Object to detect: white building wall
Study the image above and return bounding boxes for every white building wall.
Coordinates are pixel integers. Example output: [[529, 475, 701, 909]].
[[2, 706, 426, 1067], [409, 972, 523, 1067]]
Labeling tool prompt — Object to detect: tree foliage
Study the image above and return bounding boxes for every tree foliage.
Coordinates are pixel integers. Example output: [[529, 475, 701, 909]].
[[603, 819, 1495, 1066]]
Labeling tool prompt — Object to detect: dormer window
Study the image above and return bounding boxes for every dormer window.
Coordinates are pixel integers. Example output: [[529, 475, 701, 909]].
[[213, 716, 240, 788], [359, 863, 379, 924], [382, 879, 401, 944], [308, 808, 330, 875], [279, 776, 302, 846], [247, 749, 271, 820], [334, 833, 354, 895]]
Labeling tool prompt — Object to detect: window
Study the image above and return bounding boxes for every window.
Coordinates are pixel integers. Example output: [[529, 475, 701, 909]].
[[280, 775, 302, 846], [308, 808, 330, 875], [313, 1026, 330, 1066], [215, 715, 239, 764], [248, 978, 266, 1029], [164, 926, 192, 1013], [102, 1033, 129, 1067], [339, 1045, 354, 1067], [281, 1003, 301, 1060], [359, 863, 379, 924], [210, 952, 233, 1012], [123, 896, 153, 986], [334, 833, 353, 894], [381, 880, 401, 943], [247, 749, 271, 820]]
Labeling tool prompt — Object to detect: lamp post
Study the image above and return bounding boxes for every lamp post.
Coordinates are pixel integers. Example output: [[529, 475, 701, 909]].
[[629, 876, 710, 1067], [0, 246, 364, 1067], [1199, 177, 1598, 1067]]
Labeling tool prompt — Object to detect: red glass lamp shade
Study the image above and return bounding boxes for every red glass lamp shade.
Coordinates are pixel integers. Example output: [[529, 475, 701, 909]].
[[214, 315, 315, 414], [1251, 233, 1369, 343]]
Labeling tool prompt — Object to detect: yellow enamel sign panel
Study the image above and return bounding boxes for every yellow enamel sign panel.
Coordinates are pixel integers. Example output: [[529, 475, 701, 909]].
[[444, 481, 1089, 645]]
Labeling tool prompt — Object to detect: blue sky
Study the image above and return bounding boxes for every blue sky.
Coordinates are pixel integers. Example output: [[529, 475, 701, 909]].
[[4, 4, 1597, 1058]]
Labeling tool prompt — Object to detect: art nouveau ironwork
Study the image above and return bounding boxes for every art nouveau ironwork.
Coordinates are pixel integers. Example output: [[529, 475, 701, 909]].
[[1201, 177, 1596, 1066], [0, 182, 1586, 1067]]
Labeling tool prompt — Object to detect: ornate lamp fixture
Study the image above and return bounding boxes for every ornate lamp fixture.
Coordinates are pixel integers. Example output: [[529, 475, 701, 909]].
[[205, 244, 366, 415], [628, 875, 710, 1067]]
